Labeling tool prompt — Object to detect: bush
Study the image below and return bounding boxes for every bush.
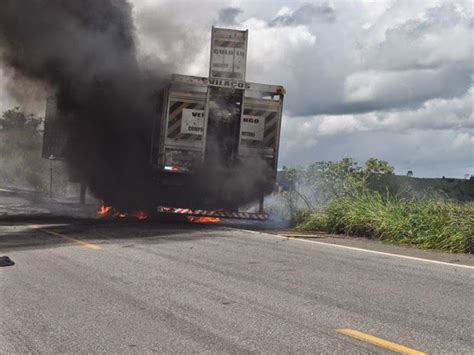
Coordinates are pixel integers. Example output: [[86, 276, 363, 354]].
[[280, 157, 394, 218], [0, 129, 47, 189], [297, 192, 474, 253]]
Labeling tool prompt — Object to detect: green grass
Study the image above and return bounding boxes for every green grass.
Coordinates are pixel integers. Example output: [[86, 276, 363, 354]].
[[297, 192, 474, 253]]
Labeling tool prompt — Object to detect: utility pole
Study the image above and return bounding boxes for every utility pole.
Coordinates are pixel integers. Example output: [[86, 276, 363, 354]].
[[48, 155, 55, 199]]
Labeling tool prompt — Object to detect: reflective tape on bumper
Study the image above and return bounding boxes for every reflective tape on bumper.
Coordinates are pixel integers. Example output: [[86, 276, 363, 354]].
[[157, 206, 268, 220]]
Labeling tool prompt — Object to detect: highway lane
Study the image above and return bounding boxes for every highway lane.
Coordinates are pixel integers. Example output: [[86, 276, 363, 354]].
[[0, 220, 472, 353]]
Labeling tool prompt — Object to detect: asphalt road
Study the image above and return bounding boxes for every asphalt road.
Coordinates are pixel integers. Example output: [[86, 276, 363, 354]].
[[0, 219, 473, 354]]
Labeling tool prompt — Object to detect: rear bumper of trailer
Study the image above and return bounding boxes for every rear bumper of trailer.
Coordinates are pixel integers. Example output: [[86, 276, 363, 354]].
[[157, 206, 268, 220]]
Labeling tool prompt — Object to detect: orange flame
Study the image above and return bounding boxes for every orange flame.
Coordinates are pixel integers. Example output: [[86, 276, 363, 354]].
[[97, 203, 148, 220], [97, 204, 112, 216], [187, 216, 220, 223], [133, 211, 148, 220]]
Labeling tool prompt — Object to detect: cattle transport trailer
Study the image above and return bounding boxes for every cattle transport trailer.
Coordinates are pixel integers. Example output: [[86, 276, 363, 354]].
[[150, 74, 285, 218]]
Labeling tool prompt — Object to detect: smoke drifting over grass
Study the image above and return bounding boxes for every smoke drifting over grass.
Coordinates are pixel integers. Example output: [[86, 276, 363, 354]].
[[0, 0, 169, 211]]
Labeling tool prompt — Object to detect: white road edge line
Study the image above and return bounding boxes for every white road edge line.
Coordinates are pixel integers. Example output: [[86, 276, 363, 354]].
[[226, 228, 474, 270]]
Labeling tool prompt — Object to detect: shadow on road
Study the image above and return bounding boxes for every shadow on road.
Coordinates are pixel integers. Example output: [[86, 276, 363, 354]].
[[0, 216, 225, 251]]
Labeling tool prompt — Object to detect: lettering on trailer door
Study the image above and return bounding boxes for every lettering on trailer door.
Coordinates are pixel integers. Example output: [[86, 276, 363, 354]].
[[181, 108, 205, 135], [241, 115, 264, 141], [167, 100, 205, 141], [240, 108, 280, 148]]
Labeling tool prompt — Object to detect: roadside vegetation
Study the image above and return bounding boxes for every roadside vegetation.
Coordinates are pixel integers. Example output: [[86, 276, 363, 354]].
[[282, 158, 473, 253], [0, 107, 45, 188], [0, 106, 67, 192]]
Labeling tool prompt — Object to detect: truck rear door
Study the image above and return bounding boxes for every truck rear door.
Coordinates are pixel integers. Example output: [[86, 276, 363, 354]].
[[238, 92, 283, 172], [158, 84, 208, 173]]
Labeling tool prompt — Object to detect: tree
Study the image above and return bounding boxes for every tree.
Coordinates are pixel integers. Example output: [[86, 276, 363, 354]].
[[0, 107, 46, 189], [0, 107, 42, 130], [364, 157, 394, 175], [281, 157, 395, 212]]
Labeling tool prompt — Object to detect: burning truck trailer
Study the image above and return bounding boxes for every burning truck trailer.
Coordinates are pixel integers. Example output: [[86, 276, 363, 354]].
[[151, 74, 285, 220], [42, 27, 285, 221]]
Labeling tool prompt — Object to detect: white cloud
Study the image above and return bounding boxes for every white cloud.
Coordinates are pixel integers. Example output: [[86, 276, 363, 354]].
[[343, 67, 471, 111], [242, 18, 316, 84], [367, 3, 473, 70], [288, 87, 473, 136], [275, 7, 292, 17]]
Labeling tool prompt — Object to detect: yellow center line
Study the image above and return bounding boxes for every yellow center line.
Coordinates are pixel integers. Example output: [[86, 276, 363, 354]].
[[337, 329, 426, 355], [41, 229, 101, 250]]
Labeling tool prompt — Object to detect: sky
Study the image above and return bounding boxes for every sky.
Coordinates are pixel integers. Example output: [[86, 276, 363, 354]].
[[0, 0, 472, 178]]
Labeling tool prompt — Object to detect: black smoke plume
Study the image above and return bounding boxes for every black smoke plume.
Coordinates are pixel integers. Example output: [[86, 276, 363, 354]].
[[0, 0, 276, 213], [0, 0, 168, 211]]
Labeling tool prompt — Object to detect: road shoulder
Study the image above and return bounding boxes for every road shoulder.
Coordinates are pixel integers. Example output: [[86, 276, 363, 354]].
[[244, 228, 474, 267]]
